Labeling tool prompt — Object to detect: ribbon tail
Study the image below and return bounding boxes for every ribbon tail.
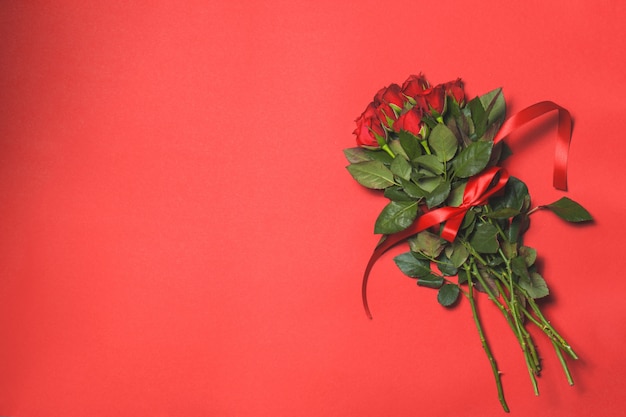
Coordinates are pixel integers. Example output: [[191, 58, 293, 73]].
[[440, 212, 466, 242], [361, 251, 378, 320], [361, 232, 413, 319], [361, 207, 462, 319], [554, 106, 572, 190]]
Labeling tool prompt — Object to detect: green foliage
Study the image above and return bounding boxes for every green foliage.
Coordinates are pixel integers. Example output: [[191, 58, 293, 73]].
[[428, 124, 458, 162], [453, 141, 493, 178], [398, 130, 422, 160], [445, 240, 469, 268], [418, 274, 445, 289], [346, 160, 395, 189], [519, 272, 550, 299], [436, 253, 459, 276], [390, 155, 412, 181], [393, 252, 432, 278], [469, 223, 500, 254], [343, 147, 372, 163], [490, 176, 529, 213], [410, 230, 446, 258], [543, 197, 593, 222], [374, 201, 418, 234], [438, 284, 460, 307], [479, 88, 506, 129]]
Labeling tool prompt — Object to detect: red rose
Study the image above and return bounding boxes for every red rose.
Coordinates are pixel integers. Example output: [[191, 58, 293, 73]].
[[353, 103, 386, 148], [443, 78, 465, 104], [376, 102, 397, 129], [421, 86, 445, 115], [374, 83, 404, 108], [373, 83, 404, 129], [401, 74, 430, 97], [402, 74, 445, 115], [394, 107, 424, 137]]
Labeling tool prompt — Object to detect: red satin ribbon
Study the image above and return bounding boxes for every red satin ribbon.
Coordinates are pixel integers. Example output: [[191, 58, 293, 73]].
[[493, 101, 572, 191], [362, 101, 574, 318]]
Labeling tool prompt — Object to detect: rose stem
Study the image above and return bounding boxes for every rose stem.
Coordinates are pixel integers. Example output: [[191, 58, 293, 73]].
[[495, 248, 539, 395], [515, 284, 578, 360], [494, 281, 541, 371], [381, 143, 396, 158], [464, 244, 541, 385], [466, 266, 510, 413], [463, 245, 538, 369], [469, 261, 539, 395], [510, 282, 577, 384], [551, 339, 575, 386]]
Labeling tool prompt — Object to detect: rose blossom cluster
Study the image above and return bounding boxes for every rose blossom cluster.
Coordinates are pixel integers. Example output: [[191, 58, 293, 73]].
[[353, 74, 465, 148]]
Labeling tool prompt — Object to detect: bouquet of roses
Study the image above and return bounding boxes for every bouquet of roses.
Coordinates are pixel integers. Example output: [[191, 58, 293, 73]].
[[345, 74, 592, 412]]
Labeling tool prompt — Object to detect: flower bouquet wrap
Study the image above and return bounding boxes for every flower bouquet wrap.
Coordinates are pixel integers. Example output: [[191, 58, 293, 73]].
[[345, 74, 592, 412]]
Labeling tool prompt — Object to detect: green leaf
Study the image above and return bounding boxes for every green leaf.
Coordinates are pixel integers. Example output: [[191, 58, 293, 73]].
[[468, 97, 487, 139], [445, 240, 470, 268], [398, 130, 422, 160], [511, 256, 530, 281], [452, 141, 493, 178], [399, 178, 425, 199], [415, 154, 444, 175], [543, 197, 593, 222], [384, 186, 414, 202], [425, 180, 451, 208], [519, 246, 537, 267], [485, 207, 520, 219], [479, 88, 506, 128], [490, 176, 529, 213], [363, 149, 394, 164], [461, 209, 476, 230], [417, 177, 443, 196], [390, 155, 412, 181], [343, 147, 372, 163], [417, 274, 445, 289], [428, 124, 458, 162], [469, 223, 500, 254], [388, 139, 408, 159], [374, 200, 418, 234], [501, 240, 518, 259], [499, 141, 513, 161], [519, 272, 549, 299], [507, 213, 529, 243], [457, 268, 469, 284], [393, 252, 432, 278], [346, 160, 396, 189], [448, 101, 471, 143], [436, 253, 458, 276], [409, 230, 446, 258], [437, 284, 460, 307], [475, 274, 500, 297], [447, 181, 467, 207]]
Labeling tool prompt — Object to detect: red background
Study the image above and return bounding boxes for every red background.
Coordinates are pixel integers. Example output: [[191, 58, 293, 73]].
[[1, 1, 625, 416]]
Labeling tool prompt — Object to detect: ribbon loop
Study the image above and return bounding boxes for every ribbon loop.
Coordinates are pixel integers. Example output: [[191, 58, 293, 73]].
[[493, 101, 572, 191]]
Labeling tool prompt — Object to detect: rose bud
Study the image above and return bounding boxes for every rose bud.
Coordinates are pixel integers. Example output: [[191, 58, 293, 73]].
[[393, 107, 425, 138], [423, 85, 446, 116], [401, 74, 430, 98], [354, 103, 386, 148], [443, 78, 465, 105], [377, 102, 401, 129]]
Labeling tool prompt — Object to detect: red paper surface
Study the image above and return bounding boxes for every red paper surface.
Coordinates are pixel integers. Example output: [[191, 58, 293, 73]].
[[1, 1, 625, 416]]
